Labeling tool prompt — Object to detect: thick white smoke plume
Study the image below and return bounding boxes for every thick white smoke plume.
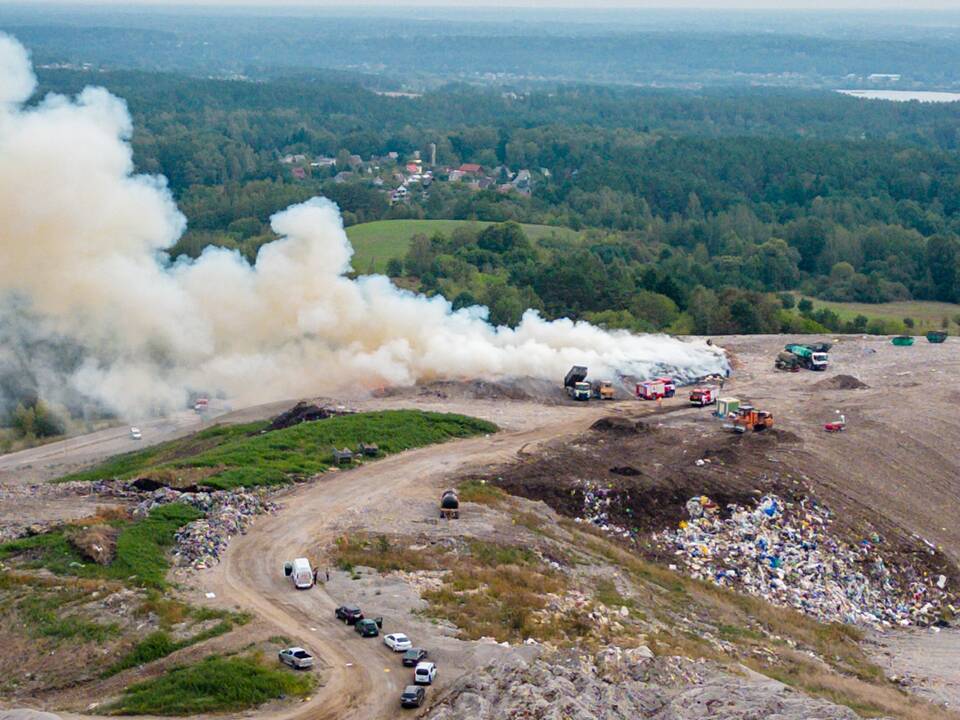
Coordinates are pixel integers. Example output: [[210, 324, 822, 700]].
[[0, 34, 728, 418]]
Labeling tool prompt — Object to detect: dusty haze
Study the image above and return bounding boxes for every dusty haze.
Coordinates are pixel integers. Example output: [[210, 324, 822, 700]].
[[0, 33, 727, 418]]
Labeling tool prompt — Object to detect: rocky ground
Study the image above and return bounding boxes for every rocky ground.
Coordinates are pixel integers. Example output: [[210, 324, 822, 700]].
[[426, 647, 870, 720]]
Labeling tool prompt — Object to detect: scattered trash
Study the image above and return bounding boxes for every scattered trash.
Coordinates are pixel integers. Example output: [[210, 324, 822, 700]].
[[267, 401, 331, 431], [656, 494, 953, 628], [127, 485, 276, 569], [205, 592, 216, 599]]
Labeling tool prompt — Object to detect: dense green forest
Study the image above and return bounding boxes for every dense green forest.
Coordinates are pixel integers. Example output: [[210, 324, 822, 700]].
[[31, 68, 960, 335]]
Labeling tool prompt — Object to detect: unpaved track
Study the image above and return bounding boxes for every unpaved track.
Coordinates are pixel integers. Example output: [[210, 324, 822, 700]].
[[202, 402, 623, 720]]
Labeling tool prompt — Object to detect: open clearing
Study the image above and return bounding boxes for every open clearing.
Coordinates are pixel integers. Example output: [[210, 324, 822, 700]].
[[345, 219, 582, 273], [802, 297, 960, 331], [1, 335, 960, 719]]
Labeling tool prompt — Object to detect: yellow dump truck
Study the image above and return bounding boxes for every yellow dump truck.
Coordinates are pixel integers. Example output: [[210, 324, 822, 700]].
[[592, 380, 615, 400]]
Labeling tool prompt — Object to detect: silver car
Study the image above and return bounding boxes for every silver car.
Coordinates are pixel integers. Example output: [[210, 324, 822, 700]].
[[278, 647, 314, 669]]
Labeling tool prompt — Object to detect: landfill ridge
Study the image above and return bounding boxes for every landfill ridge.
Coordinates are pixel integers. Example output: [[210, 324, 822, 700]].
[[655, 494, 954, 628]]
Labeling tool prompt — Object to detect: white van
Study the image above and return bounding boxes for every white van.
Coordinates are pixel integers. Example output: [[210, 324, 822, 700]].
[[285, 558, 314, 589]]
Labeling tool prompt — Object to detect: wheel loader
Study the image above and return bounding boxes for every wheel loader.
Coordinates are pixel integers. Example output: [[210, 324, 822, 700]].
[[726, 405, 774, 433]]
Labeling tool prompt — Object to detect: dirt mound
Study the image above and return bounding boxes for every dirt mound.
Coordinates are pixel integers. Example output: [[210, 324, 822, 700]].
[[68, 524, 118, 565], [268, 401, 331, 430], [815, 374, 869, 390], [590, 416, 653, 435]]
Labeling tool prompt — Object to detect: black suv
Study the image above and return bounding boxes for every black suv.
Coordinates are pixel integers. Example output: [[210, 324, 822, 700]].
[[400, 685, 425, 708], [402, 648, 429, 667], [335, 605, 363, 624]]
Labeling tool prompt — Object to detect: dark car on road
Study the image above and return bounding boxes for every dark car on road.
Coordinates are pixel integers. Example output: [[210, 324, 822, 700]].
[[400, 685, 425, 708], [335, 604, 363, 624], [354, 618, 381, 637], [402, 648, 428, 667]]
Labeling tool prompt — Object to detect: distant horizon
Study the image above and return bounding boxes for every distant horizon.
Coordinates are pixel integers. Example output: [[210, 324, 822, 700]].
[[3, 0, 960, 11]]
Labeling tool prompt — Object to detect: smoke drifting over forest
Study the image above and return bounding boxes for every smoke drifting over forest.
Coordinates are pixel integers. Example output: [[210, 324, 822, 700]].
[[0, 33, 727, 419]]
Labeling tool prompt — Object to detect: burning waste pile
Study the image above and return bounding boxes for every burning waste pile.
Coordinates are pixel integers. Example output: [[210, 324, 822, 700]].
[[133, 486, 276, 570], [655, 495, 953, 628], [0, 33, 728, 421]]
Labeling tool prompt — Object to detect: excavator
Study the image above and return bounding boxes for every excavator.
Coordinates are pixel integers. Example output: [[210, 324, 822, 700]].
[[726, 404, 774, 433]]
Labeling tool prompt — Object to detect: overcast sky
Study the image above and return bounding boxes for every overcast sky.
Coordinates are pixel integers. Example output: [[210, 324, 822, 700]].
[[7, 0, 960, 8]]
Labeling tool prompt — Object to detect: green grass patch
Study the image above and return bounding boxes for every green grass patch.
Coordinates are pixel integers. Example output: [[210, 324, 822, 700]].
[[105, 654, 314, 715], [60, 410, 497, 491], [104, 609, 250, 677], [346, 219, 581, 273], [0, 503, 202, 589], [58, 422, 267, 484], [802, 297, 960, 332], [457, 478, 507, 505], [17, 592, 119, 642]]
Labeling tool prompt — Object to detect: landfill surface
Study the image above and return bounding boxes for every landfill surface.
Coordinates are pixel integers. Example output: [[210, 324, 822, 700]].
[[424, 646, 868, 720], [655, 494, 953, 628]]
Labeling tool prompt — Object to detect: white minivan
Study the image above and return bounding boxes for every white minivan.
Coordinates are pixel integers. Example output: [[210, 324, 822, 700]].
[[414, 661, 437, 685], [285, 557, 314, 589]]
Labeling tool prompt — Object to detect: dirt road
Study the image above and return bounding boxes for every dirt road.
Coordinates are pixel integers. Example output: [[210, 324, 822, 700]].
[[201, 400, 622, 720]]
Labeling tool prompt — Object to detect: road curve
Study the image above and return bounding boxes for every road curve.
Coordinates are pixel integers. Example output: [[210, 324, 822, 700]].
[[202, 403, 622, 720]]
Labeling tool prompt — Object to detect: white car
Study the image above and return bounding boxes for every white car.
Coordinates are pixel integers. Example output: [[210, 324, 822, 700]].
[[278, 647, 314, 669], [414, 661, 437, 685], [130, 427, 142, 440], [384, 633, 412, 652]]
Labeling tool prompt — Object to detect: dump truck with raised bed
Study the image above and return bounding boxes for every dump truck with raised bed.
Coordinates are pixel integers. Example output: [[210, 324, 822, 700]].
[[564, 366, 591, 401], [784, 344, 828, 371]]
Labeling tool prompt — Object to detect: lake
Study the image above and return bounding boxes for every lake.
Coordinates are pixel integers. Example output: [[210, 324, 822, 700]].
[[837, 90, 960, 103]]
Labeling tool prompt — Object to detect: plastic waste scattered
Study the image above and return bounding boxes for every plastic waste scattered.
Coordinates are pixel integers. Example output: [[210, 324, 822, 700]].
[[656, 494, 953, 629]]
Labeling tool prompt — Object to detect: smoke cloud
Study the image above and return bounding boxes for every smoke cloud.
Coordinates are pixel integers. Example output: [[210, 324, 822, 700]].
[[0, 34, 727, 419]]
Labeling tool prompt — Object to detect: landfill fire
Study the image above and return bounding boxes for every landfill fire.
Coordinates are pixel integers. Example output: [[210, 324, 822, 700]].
[[0, 34, 728, 419]]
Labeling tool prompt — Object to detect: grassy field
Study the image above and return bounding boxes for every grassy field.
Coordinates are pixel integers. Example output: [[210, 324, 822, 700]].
[[105, 654, 314, 715], [59, 410, 497, 490], [346, 219, 581, 273], [804, 297, 960, 332], [104, 608, 250, 677], [0, 503, 203, 588]]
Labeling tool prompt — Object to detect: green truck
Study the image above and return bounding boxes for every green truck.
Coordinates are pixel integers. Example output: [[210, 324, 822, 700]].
[[784, 344, 829, 371]]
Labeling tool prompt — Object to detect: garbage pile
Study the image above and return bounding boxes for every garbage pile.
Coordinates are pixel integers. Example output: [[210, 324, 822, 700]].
[[132, 486, 276, 569], [574, 479, 637, 542], [656, 494, 952, 628], [268, 401, 331, 431]]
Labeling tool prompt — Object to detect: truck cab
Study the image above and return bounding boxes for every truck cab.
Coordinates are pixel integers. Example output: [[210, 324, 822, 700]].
[[572, 381, 591, 401], [810, 352, 828, 370], [689, 387, 714, 406], [592, 380, 615, 400]]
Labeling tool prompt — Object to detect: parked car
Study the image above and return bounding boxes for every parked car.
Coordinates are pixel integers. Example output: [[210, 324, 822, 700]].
[[335, 605, 363, 624], [130, 427, 142, 440], [277, 647, 314, 669], [414, 661, 437, 685], [384, 633, 412, 652], [400, 685, 425, 708], [402, 648, 428, 667], [354, 618, 381, 637]]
